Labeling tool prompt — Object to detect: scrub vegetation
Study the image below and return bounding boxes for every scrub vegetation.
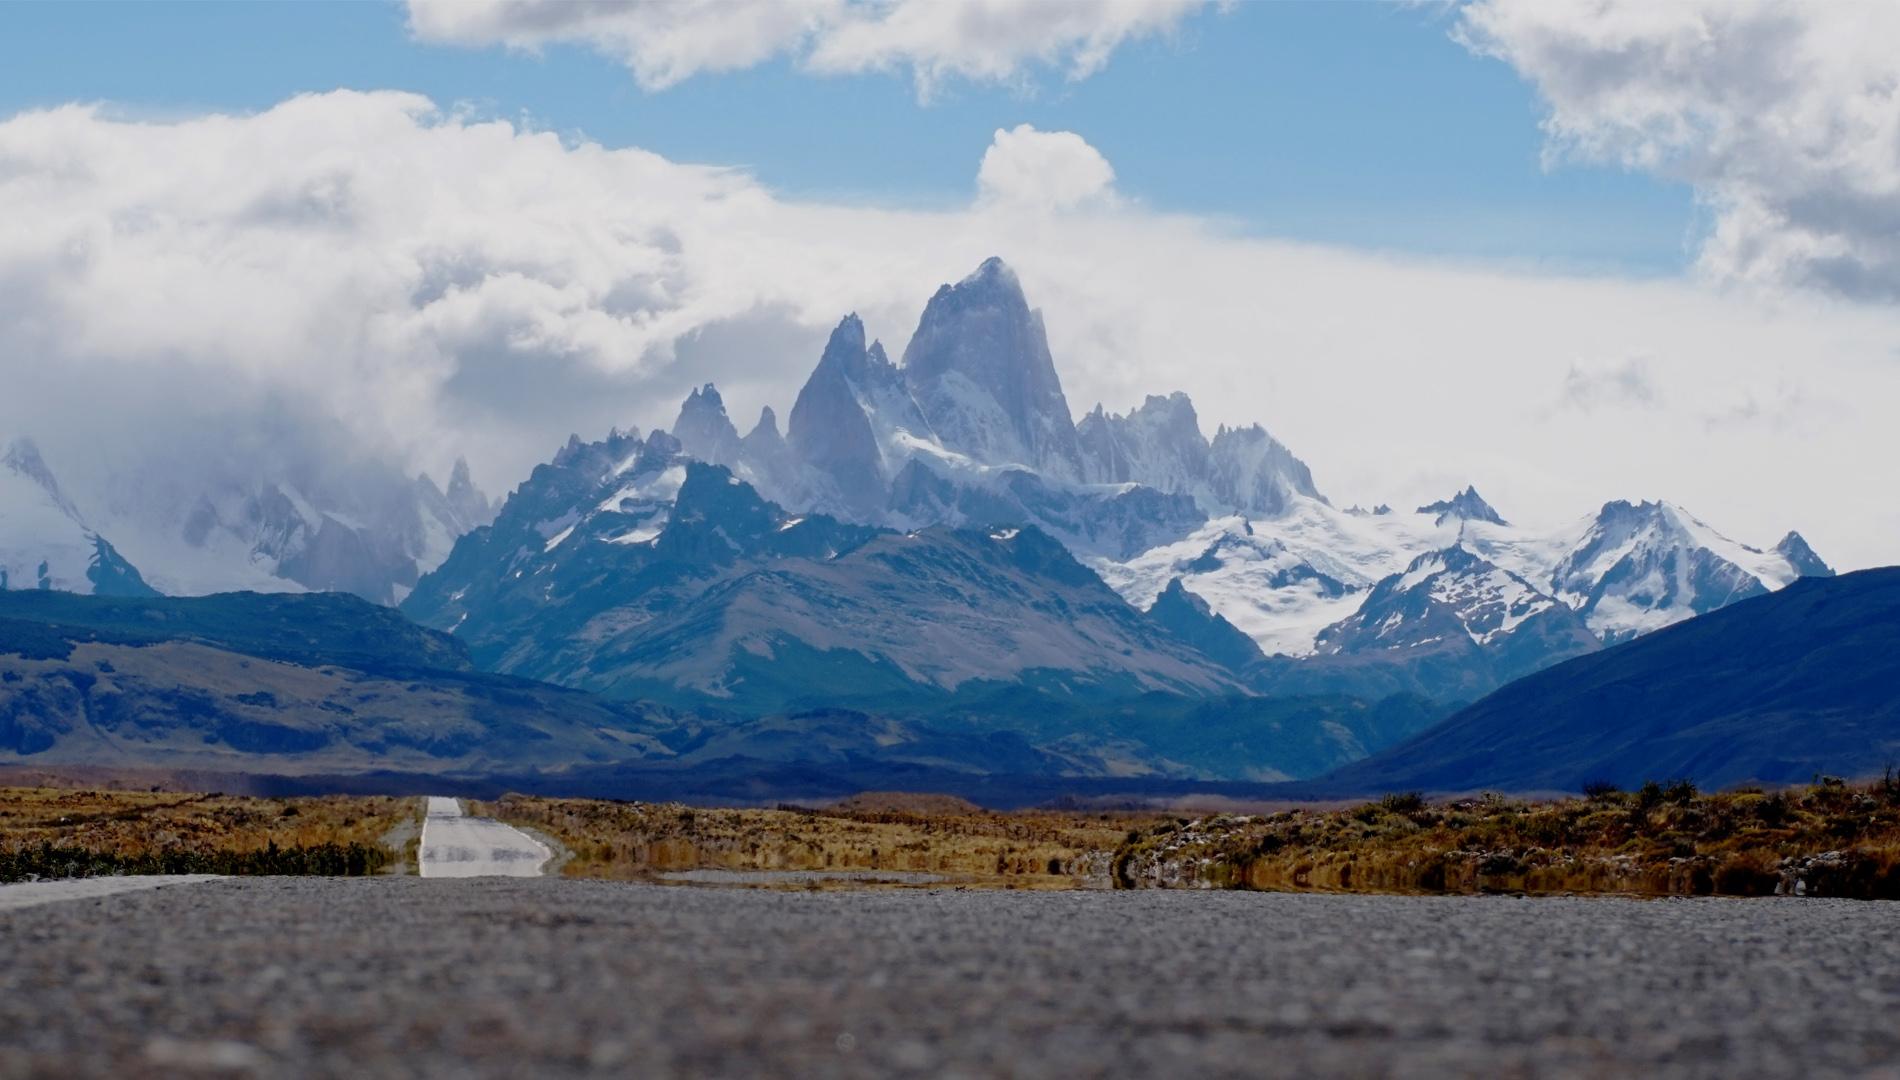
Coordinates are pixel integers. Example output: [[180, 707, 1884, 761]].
[[0, 787, 410, 882], [6, 776, 1897, 899], [1113, 774, 1900, 899], [478, 792, 1145, 888]]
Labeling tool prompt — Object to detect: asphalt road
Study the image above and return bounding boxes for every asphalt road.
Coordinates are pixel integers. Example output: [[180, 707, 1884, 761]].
[[416, 796, 550, 879], [2, 878, 1897, 1078], [0, 874, 222, 913]]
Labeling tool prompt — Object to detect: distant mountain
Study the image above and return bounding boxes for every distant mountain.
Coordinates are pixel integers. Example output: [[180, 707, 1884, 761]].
[[901, 257, 1087, 481], [1075, 392, 1326, 517], [1776, 531, 1833, 579], [6, 255, 1826, 700], [1543, 499, 1824, 643], [0, 431, 493, 604], [1315, 567, 1900, 794], [0, 589, 468, 673], [1417, 486, 1507, 527], [404, 439, 1246, 713], [0, 439, 156, 597], [0, 590, 1441, 789], [1146, 577, 1268, 677], [0, 590, 681, 772], [1127, 485, 1830, 677], [786, 314, 937, 517], [1313, 545, 1601, 699], [731, 260, 1828, 688], [156, 459, 493, 604], [393, 256, 1833, 712]]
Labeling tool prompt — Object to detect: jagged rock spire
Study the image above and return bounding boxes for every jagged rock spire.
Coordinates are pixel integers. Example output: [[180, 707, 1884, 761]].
[[1417, 485, 1507, 527], [900, 257, 1084, 480]]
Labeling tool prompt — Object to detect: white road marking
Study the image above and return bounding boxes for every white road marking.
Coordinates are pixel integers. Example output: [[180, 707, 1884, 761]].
[[417, 796, 550, 879], [0, 874, 225, 913]]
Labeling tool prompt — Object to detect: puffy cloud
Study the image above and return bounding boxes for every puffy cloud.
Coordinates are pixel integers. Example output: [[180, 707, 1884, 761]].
[[1, 90, 1898, 574], [1456, 0, 1900, 300], [405, 0, 1213, 97], [804, 0, 1212, 97], [976, 124, 1118, 211]]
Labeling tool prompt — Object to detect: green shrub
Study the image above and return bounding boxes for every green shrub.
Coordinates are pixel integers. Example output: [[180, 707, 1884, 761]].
[[1663, 779, 1699, 805], [0, 840, 388, 882], [1379, 792, 1425, 815]]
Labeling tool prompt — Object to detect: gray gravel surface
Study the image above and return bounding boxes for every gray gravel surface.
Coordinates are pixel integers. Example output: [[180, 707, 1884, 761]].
[[3, 877, 1898, 1078], [0, 875, 223, 913]]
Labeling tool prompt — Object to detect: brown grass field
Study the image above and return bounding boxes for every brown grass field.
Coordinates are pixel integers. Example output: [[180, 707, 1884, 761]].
[[1113, 775, 1900, 899], [4, 775, 1898, 898], [0, 787, 415, 880], [475, 792, 1151, 888]]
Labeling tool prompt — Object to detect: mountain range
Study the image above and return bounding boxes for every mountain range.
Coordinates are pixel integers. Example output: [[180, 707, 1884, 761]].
[[1314, 567, 1900, 793], [0, 588, 1442, 792], [401, 257, 1831, 712], [6, 565, 1890, 801], [0, 439, 155, 598], [0, 436, 493, 605], [0, 256, 1866, 798]]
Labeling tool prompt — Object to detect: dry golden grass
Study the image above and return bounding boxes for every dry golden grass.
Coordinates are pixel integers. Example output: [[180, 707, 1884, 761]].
[[1114, 776, 1900, 899], [0, 787, 417, 880], [478, 793, 1156, 888], [10, 775, 1894, 898]]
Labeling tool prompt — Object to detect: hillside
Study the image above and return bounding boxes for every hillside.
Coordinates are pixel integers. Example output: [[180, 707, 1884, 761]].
[[1314, 567, 1900, 794], [0, 590, 471, 673], [405, 451, 1248, 713], [0, 591, 687, 774], [0, 591, 1437, 792]]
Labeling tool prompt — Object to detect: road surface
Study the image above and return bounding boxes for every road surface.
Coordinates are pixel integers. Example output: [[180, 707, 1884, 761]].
[[0, 874, 223, 913], [416, 796, 550, 878], [3, 879, 1897, 1077]]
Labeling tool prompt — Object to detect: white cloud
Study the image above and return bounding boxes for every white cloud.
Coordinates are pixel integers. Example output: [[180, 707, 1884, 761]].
[[405, 0, 836, 90], [1456, 0, 1900, 300], [405, 0, 1212, 98], [804, 0, 1211, 98], [1, 90, 1898, 576], [1558, 356, 1660, 412], [976, 124, 1117, 211]]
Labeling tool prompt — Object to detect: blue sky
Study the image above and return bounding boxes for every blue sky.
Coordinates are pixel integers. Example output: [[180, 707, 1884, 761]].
[[0, 0, 1693, 272]]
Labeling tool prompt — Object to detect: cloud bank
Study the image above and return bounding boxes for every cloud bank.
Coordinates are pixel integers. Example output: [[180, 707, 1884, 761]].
[[1457, 0, 1900, 301], [406, 0, 1214, 98], [1, 92, 1896, 573]]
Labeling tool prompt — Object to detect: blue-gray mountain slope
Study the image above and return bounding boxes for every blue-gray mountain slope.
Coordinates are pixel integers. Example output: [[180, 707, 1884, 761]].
[[1314, 567, 1900, 794]]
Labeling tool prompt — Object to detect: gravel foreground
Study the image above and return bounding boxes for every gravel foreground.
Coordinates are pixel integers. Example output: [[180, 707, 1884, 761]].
[[2, 878, 1898, 1078]]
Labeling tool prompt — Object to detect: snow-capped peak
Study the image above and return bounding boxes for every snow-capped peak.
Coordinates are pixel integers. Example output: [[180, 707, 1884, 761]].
[[671, 382, 744, 469], [900, 257, 1085, 481], [3, 437, 79, 522], [1775, 530, 1835, 578], [1, 438, 155, 596], [1317, 543, 1596, 661], [1206, 423, 1326, 516], [1543, 499, 1804, 643], [1417, 485, 1508, 527], [1076, 392, 1209, 490]]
